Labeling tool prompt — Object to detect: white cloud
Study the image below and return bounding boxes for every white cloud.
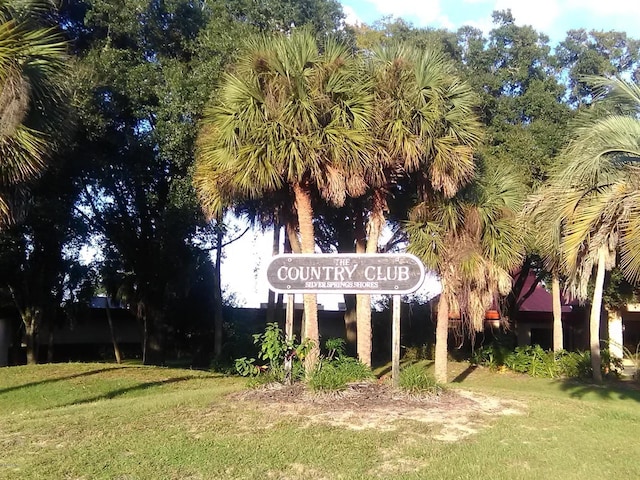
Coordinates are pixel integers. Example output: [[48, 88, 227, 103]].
[[364, 0, 443, 26], [342, 5, 363, 26], [565, 0, 640, 16]]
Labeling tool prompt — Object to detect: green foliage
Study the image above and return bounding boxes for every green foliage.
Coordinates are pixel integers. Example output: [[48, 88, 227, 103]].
[[403, 344, 433, 362], [253, 323, 288, 369], [504, 345, 558, 378], [470, 345, 512, 369], [234, 357, 259, 377], [324, 337, 346, 361], [398, 364, 443, 394], [471, 344, 622, 379], [307, 356, 374, 391], [235, 322, 311, 383]]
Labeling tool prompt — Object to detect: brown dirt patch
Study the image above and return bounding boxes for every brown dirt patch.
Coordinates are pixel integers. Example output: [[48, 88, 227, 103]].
[[231, 381, 524, 442]]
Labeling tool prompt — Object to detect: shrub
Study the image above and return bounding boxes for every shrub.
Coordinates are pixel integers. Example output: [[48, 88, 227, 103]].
[[555, 350, 591, 379], [398, 363, 443, 394], [471, 344, 620, 379], [403, 344, 432, 361], [470, 345, 512, 370], [504, 345, 558, 378], [308, 357, 374, 392]]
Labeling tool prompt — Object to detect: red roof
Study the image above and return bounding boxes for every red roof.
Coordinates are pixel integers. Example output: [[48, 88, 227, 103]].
[[517, 273, 572, 313]]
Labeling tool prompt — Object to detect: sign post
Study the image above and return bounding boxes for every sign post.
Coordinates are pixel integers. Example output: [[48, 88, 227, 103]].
[[266, 253, 425, 387], [284, 293, 294, 384], [392, 294, 401, 388]]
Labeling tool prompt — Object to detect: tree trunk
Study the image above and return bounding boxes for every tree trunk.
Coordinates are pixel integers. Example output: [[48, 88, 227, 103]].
[[0, 318, 10, 367], [47, 327, 54, 363], [590, 247, 607, 383], [434, 290, 449, 384], [551, 273, 563, 352], [105, 301, 122, 364], [213, 224, 224, 359], [343, 294, 357, 356], [142, 306, 164, 366], [340, 212, 362, 357], [25, 313, 37, 365], [357, 189, 385, 367], [292, 182, 319, 372], [266, 224, 281, 324]]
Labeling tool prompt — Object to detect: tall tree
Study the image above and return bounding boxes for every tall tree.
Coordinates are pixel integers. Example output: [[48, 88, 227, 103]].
[[352, 42, 482, 366], [530, 77, 640, 381], [194, 29, 374, 370], [407, 162, 525, 382], [61, 0, 252, 364]]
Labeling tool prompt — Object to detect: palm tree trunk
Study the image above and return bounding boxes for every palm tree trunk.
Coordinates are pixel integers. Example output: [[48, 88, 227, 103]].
[[590, 246, 607, 383], [292, 182, 319, 372], [551, 273, 563, 352], [357, 189, 385, 367], [434, 290, 449, 384]]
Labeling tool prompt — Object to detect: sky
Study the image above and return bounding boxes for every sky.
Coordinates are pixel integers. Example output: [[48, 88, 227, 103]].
[[340, 0, 640, 44], [222, 219, 440, 309], [221, 0, 640, 309]]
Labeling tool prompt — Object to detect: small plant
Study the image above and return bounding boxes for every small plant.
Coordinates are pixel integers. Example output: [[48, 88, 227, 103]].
[[234, 357, 260, 377], [308, 341, 374, 391], [398, 363, 442, 394], [235, 323, 311, 383], [403, 344, 432, 361], [324, 337, 346, 361], [308, 357, 374, 391]]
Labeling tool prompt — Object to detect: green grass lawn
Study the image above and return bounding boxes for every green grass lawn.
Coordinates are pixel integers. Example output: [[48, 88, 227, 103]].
[[1, 362, 639, 479]]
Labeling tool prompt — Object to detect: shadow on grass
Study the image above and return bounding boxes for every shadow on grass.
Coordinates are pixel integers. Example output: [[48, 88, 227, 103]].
[[554, 378, 640, 402], [60, 376, 197, 407], [451, 365, 478, 383], [0, 366, 129, 396]]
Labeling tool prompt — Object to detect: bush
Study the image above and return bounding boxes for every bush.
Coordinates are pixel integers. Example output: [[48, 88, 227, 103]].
[[403, 344, 432, 362], [308, 357, 374, 392], [471, 344, 620, 379], [556, 350, 591, 379], [470, 345, 512, 369], [398, 363, 443, 394], [504, 345, 558, 378]]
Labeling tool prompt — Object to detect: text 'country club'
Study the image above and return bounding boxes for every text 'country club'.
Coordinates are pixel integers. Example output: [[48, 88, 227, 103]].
[[275, 264, 412, 283]]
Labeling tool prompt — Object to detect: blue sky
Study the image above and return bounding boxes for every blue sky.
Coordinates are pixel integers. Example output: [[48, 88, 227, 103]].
[[340, 0, 640, 44]]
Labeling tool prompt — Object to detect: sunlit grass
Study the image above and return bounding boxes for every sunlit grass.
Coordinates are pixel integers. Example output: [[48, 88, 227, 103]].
[[1, 362, 639, 479]]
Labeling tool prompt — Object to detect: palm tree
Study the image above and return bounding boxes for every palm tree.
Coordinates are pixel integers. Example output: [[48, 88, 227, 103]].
[[353, 43, 483, 366], [0, 0, 67, 226], [194, 29, 374, 370], [523, 194, 566, 352], [407, 163, 525, 383], [529, 76, 640, 382]]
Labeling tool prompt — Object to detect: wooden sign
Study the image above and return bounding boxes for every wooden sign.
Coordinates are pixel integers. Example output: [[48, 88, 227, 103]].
[[266, 253, 425, 294]]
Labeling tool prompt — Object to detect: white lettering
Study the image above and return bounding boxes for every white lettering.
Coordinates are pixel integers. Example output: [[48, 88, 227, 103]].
[[364, 266, 376, 281]]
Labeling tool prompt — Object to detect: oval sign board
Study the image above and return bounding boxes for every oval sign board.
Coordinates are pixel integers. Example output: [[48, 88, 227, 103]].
[[266, 253, 425, 294]]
